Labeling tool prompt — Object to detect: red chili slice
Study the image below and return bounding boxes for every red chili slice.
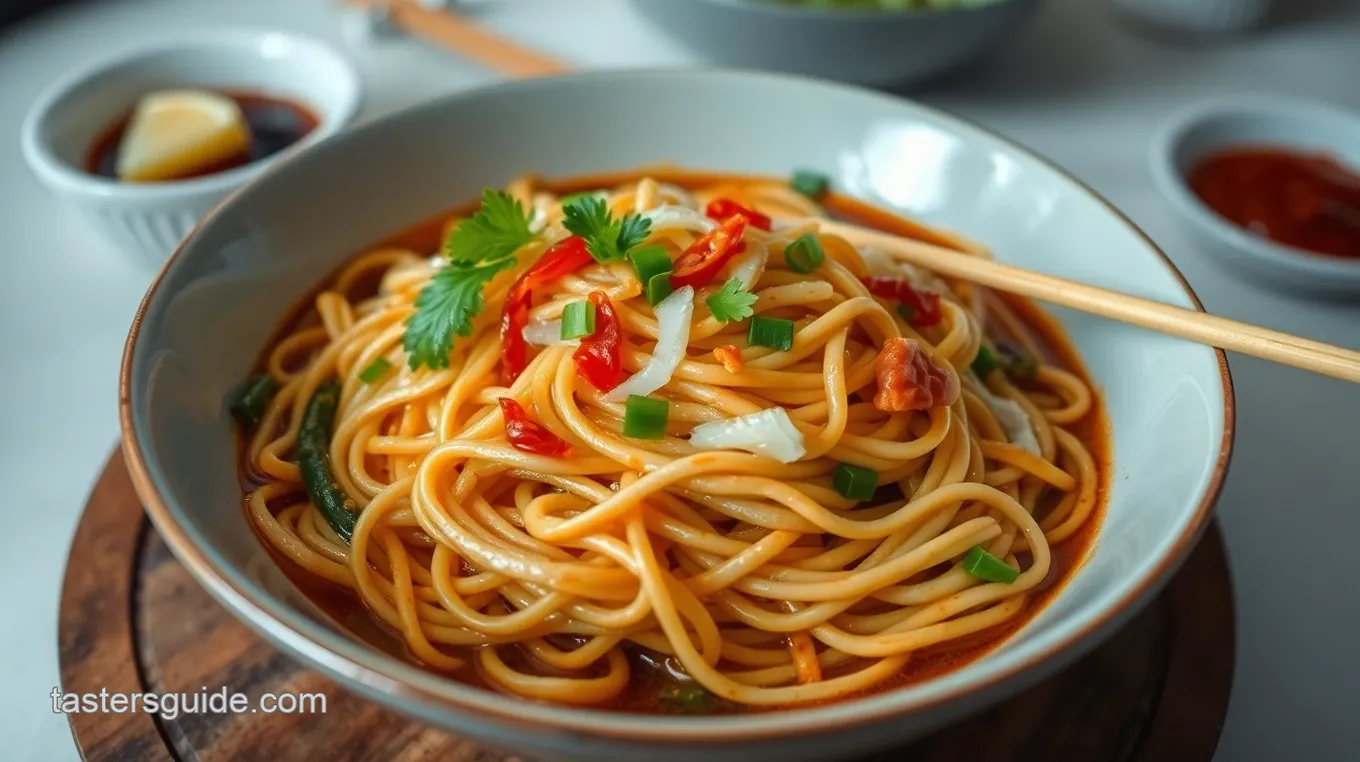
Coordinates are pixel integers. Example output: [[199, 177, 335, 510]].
[[572, 291, 626, 393], [861, 276, 943, 328], [670, 215, 748, 290], [705, 198, 772, 231], [498, 397, 571, 457], [501, 236, 595, 383]]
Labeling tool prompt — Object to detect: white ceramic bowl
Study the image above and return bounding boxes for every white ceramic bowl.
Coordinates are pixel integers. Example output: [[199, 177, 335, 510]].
[[120, 70, 1233, 762], [1152, 94, 1360, 294], [20, 29, 361, 268], [628, 0, 1040, 88]]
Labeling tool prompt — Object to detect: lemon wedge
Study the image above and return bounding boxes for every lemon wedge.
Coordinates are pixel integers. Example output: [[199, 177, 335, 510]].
[[116, 90, 252, 182]]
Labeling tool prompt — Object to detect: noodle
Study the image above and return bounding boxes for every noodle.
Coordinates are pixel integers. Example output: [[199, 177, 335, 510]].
[[241, 173, 1102, 711]]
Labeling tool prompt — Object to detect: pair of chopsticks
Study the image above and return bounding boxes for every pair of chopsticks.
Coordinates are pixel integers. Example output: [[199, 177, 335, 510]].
[[347, 0, 1360, 384], [821, 221, 1360, 381], [347, 0, 567, 78]]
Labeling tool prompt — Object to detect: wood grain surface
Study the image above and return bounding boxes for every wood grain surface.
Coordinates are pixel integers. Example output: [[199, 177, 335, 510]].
[[60, 449, 1235, 762]]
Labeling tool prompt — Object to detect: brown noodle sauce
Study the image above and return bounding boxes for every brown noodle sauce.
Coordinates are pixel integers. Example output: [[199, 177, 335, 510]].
[[239, 168, 1110, 713], [86, 90, 319, 181]]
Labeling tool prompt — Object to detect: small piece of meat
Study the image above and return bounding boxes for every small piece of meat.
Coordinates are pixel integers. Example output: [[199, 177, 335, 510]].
[[873, 337, 959, 412], [714, 345, 744, 373]]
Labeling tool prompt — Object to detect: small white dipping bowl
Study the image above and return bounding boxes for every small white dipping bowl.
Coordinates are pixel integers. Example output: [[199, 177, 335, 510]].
[[20, 29, 361, 269], [1151, 94, 1360, 294]]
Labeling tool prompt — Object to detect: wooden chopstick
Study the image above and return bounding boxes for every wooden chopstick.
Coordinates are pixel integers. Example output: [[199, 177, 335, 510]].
[[822, 219, 1360, 383], [350, 0, 1360, 384], [348, 0, 567, 78]]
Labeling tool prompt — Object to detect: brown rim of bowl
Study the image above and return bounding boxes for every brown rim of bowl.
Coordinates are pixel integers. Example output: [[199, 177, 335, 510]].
[[118, 69, 1235, 745]]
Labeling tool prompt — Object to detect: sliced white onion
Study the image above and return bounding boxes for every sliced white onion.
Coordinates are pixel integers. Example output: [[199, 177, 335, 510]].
[[521, 320, 578, 347], [861, 245, 954, 295], [529, 194, 554, 234], [644, 205, 718, 235], [604, 286, 694, 402], [657, 183, 697, 208], [689, 407, 806, 464], [858, 245, 897, 276], [724, 244, 768, 290], [970, 376, 1040, 455], [860, 245, 930, 282], [634, 177, 660, 212]]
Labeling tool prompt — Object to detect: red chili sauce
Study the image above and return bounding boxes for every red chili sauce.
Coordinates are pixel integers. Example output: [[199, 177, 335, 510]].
[[1188, 146, 1360, 259]]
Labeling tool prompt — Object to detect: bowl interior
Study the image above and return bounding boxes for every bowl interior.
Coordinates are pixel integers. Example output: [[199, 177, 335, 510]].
[[124, 70, 1229, 745], [30, 30, 358, 187], [1165, 97, 1360, 179]]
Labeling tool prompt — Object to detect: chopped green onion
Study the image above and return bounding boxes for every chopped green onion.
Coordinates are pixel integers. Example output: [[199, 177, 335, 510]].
[[623, 395, 670, 439], [996, 341, 1038, 380], [832, 463, 879, 502], [359, 357, 393, 384], [896, 304, 917, 323], [296, 379, 357, 543], [229, 374, 277, 430], [783, 233, 825, 274], [971, 345, 1001, 378], [748, 316, 795, 351], [628, 245, 673, 285], [962, 546, 1020, 584], [792, 169, 830, 200], [646, 272, 674, 306], [659, 681, 715, 714], [560, 300, 597, 340]]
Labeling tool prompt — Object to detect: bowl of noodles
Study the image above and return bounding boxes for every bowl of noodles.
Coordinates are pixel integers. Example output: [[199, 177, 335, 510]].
[[120, 70, 1233, 762]]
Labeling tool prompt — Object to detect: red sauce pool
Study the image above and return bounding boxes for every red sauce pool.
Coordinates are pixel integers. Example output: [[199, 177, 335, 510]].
[[85, 90, 320, 181], [1188, 146, 1360, 259]]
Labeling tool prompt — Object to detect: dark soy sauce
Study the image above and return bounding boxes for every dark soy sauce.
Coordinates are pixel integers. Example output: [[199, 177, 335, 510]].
[[86, 90, 320, 181]]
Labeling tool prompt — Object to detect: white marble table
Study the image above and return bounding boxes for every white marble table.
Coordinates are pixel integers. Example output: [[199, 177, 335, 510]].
[[2, 0, 1358, 760]]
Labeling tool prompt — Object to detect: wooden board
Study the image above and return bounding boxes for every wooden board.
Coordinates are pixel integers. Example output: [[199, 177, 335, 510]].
[[60, 449, 1235, 762]]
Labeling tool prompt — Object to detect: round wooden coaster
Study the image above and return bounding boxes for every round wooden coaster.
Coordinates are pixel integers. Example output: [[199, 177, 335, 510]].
[[60, 450, 1235, 762]]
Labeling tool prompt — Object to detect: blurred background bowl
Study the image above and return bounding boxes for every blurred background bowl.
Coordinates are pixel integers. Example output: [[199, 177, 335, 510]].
[[627, 0, 1041, 88], [1108, 0, 1275, 35], [1151, 94, 1360, 294]]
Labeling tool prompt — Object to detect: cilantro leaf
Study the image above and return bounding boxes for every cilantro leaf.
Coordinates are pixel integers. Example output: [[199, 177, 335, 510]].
[[445, 189, 535, 266], [403, 257, 516, 370], [401, 188, 536, 370], [616, 213, 651, 254], [562, 194, 609, 238], [562, 195, 652, 263], [706, 278, 758, 323]]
